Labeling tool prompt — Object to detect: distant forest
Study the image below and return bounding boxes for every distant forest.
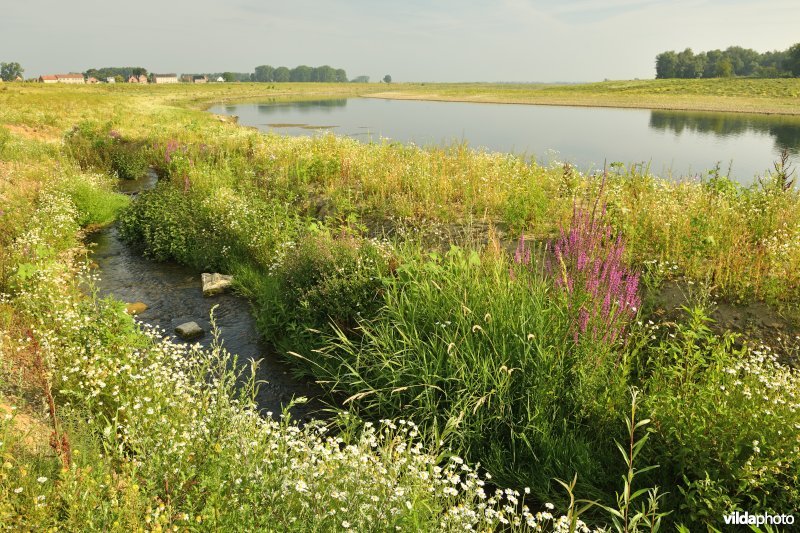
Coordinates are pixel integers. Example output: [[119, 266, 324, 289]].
[[655, 43, 800, 79], [253, 65, 348, 83]]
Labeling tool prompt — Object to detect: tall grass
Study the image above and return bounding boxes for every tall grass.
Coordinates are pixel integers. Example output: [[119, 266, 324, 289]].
[[276, 242, 632, 502]]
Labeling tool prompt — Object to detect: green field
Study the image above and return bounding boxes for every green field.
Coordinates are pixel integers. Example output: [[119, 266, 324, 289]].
[[1, 82, 799, 530], [367, 78, 800, 115]]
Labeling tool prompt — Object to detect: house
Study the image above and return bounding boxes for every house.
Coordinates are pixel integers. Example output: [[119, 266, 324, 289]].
[[216, 76, 224, 82], [86, 77, 99, 84], [106, 77, 116, 84], [193, 75, 208, 84], [128, 75, 148, 84], [151, 73, 178, 84], [38, 74, 85, 84]]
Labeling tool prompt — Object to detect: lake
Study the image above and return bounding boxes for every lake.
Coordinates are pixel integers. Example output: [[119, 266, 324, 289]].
[[208, 98, 800, 184]]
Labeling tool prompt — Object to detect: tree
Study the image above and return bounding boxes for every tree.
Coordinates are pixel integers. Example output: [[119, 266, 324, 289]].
[[383, 74, 392, 83], [222, 72, 237, 82], [0, 62, 24, 82], [351, 75, 370, 83], [273, 67, 290, 82], [334, 68, 348, 83], [715, 57, 733, 78], [788, 43, 800, 77], [676, 48, 702, 78], [724, 46, 760, 76], [655, 52, 678, 79], [290, 65, 313, 82], [313, 65, 337, 82], [254, 65, 275, 82], [703, 49, 722, 78]]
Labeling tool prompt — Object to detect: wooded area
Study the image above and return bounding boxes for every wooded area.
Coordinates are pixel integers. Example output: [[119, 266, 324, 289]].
[[655, 43, 800, 78]]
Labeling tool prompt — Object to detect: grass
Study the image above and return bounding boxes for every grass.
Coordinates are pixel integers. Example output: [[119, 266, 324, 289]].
[[366, 78, 800, 115], [1, 81, 800, 529]]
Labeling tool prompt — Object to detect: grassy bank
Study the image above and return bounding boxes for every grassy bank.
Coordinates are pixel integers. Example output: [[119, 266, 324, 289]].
[[1, 86, 581, 531], [2, 83, 800, 529], [366, 78, 800, 115]]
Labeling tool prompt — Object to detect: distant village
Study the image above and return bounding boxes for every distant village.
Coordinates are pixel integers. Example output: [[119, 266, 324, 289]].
[[35, 73, 221, 84], [0, 63, 376, 84]]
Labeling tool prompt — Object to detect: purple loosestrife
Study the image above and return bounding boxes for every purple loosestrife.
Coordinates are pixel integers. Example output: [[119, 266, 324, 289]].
[[513, 204, 640, 347], [164, 139, 180, 164]]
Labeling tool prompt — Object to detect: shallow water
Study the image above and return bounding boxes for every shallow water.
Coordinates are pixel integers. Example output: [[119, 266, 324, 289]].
[[210, 98, 800, 184], [87, 172, 323, 420]]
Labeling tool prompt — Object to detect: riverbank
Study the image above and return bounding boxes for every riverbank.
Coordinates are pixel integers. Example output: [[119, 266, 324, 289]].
[[3, 78, 797, 119], [364, 79, 800, 115], [2, 83, 800, 529]]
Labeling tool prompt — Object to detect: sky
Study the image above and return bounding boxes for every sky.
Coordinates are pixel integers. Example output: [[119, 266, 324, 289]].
[[2, 0, 798, 82]]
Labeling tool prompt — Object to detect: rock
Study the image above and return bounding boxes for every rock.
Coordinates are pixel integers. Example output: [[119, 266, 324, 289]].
[[202, 273, 233, 296], [175, 321, 204, 340], [125, 302, 148, 315]]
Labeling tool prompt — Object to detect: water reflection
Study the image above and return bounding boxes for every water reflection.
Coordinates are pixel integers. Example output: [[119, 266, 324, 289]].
[[649, 110, 800, 154], [256, 99, 348, 115]]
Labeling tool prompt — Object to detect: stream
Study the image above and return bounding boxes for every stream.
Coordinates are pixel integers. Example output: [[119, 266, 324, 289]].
[[86, 170, 323, 421]]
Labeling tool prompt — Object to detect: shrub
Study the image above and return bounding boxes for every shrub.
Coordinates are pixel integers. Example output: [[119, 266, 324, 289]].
[[307, 245, 631, 503], [64, 121, 149, 180], [60, 175, 129, 227], [643, 306, 800, 525], [117, 185, 226, 271], [257, 230, 392, 353]]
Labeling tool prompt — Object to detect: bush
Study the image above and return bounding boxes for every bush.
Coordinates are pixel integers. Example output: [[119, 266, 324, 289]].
[[64, 121, 149, 180], [643, 306, 800, 525], [255, 230, 392, 354], [61, 176, 129, 227], [116, 184, 226, 271], [303, 244, 632, 503]]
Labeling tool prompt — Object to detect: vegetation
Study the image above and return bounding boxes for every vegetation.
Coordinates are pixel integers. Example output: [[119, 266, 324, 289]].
[[1, 82, 799, 530], [0, 62, 24, 82], [655, 43, 800, 79], [365, 78, 800, 115], [253, 64, 349, 83], [83, 66, 148, 81]]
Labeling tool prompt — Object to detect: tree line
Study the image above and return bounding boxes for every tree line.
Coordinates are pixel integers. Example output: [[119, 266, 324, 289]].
[[655, 43, 800, 79], [253, 65, 349, 83], [83, 67, 148, 81]]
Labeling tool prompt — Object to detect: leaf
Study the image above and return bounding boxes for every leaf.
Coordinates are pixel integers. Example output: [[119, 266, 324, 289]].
[[15, 262, 37, 281]]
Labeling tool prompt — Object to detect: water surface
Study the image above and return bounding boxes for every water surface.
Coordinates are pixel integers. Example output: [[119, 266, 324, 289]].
[[210, 98, 800, 184]]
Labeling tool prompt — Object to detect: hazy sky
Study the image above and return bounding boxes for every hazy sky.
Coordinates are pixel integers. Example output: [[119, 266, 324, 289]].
[[2, 0, 798, 82]]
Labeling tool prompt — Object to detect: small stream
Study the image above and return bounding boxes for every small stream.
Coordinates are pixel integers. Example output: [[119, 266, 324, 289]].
[[86, 170, 323, 421]]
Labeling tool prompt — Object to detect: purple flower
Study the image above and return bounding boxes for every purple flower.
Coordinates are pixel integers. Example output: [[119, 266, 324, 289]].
[[512, 201, 641, 349]]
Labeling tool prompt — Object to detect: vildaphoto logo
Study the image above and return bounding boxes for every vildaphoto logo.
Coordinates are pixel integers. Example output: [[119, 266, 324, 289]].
[[723, 511, 795, 526]]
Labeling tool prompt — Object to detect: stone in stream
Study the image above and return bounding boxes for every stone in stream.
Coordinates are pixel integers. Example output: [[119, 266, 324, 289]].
[[125, 302, 148, 315], [175, 321, 204, 340], [202, 273, 233, 296]]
